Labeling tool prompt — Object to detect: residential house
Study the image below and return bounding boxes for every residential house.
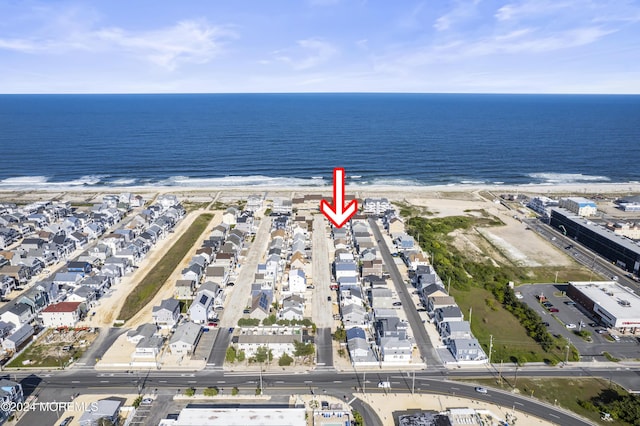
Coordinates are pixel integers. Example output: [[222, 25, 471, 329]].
[[68, 286, 98, 304], [175, 280, 196, 300], [152, 298, 181, 329], [0, 379, 23, 423], [440, 321, 472, 343], [250, 290, 273, 321], [369, 288, 393, 309], [346, 328, 377, 364], [0, 265, 31, 285], [169, 322, 202, 356], [188, 293, 214, 324], [449, 338, 486, 362], [78, 398, 123, 426], [289, 252, 308, 270], [222, 207, 238, 225], [280, 295, 304, 321], [380, 336, 412, 363], [287, 269, 306, 294], [2, 324, 34, 351], [236, 334, 301, 358], [41, 301, 85, 328], [127, 323, 158, 344], [363, 198, 391, 215], [427, 295, 456, 313], [0, 304, 32, 329], [361, 259, 383, 278], [434, 306, 464, 332], [205, 266, 229, 286], [341, 304, 367, 329]]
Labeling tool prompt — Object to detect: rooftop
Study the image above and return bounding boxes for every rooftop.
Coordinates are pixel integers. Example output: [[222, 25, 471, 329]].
[[42, 301, 82, 313], [571, 281, 640, 320]]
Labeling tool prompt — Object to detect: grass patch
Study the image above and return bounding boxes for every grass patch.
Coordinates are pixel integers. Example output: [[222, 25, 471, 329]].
[[117, 213, 213, 322], [6, 329, 96, 369], [603, 351, 620, 362], [452, 287, 565, 364], [460, 377, 628, 425]]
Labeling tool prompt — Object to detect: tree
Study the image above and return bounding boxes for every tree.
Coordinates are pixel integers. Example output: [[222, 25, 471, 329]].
[[132, 396, 142, 408], [254, 346, 273, 363], [203, 387, 219, 396], [352, 410, 364, 426], [279, 352, 293, 366], [225, 347, 236, 363], [333, 326, 346, 342], [236, 349, 246, 362], [293, 341, 315, 357], [184, 387, 195, 397], [231, 386, 239, 396]]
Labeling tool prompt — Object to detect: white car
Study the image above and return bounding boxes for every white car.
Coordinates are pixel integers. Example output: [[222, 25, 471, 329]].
[[565, 323, 577, 329], [141, 397, 154, 404], [475, 387, 488, 394]]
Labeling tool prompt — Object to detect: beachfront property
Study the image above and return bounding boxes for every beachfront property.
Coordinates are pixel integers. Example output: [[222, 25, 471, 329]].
[[616, 195, 640, 212], [527, 195, 559, 217], [363, 198, 392, 216], [559, 196, 598, 217]]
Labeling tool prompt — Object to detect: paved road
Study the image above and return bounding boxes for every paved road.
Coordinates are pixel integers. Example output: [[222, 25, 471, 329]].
[[312, 215, 334, 368], [205, 216, 272, 368], [13, 367, 608, 426], [525, 218, 639, 291], [76, 327, 128, 367], [369, 217, 443, 369]]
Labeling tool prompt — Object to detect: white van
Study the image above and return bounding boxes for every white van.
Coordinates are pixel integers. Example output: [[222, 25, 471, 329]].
[[377, 381, 391, 389]]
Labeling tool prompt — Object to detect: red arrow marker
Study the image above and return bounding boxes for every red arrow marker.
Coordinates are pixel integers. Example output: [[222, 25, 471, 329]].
[[320, 168, 358, 228]]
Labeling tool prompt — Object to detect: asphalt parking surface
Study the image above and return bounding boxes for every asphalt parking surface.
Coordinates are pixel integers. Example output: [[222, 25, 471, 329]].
[[517, 284, 640, 361]]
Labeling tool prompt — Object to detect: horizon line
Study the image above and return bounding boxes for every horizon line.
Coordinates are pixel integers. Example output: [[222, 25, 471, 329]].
[[1, 91, 639, 96]]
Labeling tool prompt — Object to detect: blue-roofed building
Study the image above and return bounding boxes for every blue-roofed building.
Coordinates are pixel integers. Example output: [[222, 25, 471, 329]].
[[559, 197, 597, 217]]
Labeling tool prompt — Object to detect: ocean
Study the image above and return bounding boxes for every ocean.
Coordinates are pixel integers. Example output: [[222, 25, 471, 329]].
[[1, 93, 639, 189]]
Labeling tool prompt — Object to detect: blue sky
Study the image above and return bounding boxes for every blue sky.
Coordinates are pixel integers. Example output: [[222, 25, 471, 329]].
[[1, 0, 639, 93]]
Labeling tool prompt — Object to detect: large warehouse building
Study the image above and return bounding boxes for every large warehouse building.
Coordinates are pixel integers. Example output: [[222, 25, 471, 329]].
[[550, 207, 640, 274], [567, 281, 640, 334]]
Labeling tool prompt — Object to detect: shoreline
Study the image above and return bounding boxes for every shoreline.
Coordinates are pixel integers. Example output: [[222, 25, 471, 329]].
[[0, 182, 639, 197]]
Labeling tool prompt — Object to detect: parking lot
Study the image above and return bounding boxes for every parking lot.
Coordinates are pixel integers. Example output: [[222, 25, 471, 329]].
[[517, 284, 640, 361]]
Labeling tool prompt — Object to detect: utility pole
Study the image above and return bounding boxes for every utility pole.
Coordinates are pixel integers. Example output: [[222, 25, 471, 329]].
[[488, 335, 493, 365], [363, 371, 366, 394], [469, 307, 472, 327], [499, 360, 503, 385], [447, 277, 451, 295], [565, 343, 570, 365], [259, 364, 263, 395], [555, 271, 558, 283], [514, 365, 519, 390]]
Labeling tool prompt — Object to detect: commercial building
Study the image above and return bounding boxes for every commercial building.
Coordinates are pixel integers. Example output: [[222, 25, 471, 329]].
[[159, 406, 306, 426], [550, 208, 640, 274], [567, 281, 640, 334], [559, 197, 597, 217]]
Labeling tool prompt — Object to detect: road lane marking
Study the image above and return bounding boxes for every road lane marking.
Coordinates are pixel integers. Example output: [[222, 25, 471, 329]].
[[514, 402, 523, 406], [100, 380, 109, 383], [550, 414, 560, 419]]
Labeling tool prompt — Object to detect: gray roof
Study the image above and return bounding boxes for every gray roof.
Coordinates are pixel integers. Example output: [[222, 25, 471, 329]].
[[237, 334, 302, 345], [153, 298, 180, 313], [127, 323, 157, 340], [170, 322, 202, 346]]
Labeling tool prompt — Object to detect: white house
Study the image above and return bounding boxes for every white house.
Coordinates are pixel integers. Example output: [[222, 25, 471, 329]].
[[380, 336, 412, 363], [189, 293, 214, 324], [236, 334, 302, 358], [288, 269, 306, 294], [169, 322, 202, 356], [152, 298, 181, 329], [41, 301, 85, 328]]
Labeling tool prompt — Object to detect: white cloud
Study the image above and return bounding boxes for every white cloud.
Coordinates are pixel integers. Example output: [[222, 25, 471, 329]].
[[0, 19, 234, 70], [275, 38, 338, 70], [94, 20, 233, 70], [434, 0, 481, 31]]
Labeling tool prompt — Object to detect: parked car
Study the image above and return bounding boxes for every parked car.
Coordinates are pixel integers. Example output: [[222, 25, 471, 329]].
[[588, 322, 598, 327], [141, 397, 153, 404], [548, 308, 559, 313], [543, 322, 550, 327], [565, 323, 577, 329], [392, 301, 402, 306], [564, 301, 576, 306], [60, 416, 74, 426], [597, 329, 606, 334], [611, 334, 620, 341], [475, 387, 488, 394]]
